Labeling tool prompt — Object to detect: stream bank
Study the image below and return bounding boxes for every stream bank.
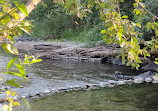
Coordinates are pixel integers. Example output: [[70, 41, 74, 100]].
[[0, 40, 158, 110]]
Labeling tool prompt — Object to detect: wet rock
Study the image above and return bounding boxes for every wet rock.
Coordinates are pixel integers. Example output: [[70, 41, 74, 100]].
[[152, 81, 158, 84], [99, 82, 108, 87], [115, 71, 133, 80], [116, 81, 126, 85], [43, 89, 51, 94], [88, 58, 101, 62], [134, 77, 144, 84], [145, 77, 152, 83], [125, 79, 133, 84], [134, 71, 155, 80], [112, 57, 124, 66], [141, 60, 158, 72], [152, 75, 158, 81], [108, 80, 116, 87]]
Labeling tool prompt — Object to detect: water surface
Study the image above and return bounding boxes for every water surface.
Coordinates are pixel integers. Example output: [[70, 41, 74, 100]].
[[15, 84, 158, 111]]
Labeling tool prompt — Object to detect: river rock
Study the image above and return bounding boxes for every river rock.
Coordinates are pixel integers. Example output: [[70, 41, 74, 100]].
[[114, 71, 133, 80], [152, 75, 158, 81], [112, 57, 123, 66], [145, 77, 152, 83], [125, 79, 133, 83], [116, 81, 126, 85], [141, 60, 158, 72], [134, 71, 155, 80], [99, 82, 108, 87], [43, 89, 51, 94], [108, 80, 116, 87], [152, 80, 158, 84], [134, 77, 144, 84]]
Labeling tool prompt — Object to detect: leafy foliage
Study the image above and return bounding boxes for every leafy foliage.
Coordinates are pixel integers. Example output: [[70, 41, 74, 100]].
[[0, 0, 41, 110], [54, 0, 158, 69]]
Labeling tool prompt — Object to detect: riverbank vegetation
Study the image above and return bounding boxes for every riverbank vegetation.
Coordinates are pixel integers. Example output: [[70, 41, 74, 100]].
[[29, 0, 158, 69], [0, 0, 158, 110], [29, 0, 158, 46]]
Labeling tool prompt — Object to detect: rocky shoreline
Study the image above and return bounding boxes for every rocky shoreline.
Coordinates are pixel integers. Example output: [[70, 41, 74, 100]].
[[0, 40, 158, 109]]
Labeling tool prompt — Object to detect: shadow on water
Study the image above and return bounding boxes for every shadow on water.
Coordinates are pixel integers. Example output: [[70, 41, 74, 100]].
[[15, 84, 158, 111]]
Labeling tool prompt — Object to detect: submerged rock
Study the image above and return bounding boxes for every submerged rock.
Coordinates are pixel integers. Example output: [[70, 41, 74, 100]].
[[134, 77, 144, 84], [108, 80, 116, 87]]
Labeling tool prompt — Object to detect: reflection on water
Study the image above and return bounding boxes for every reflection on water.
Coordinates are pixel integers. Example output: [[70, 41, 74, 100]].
[[28, 59, 141, 81], [15, 84, 158, 111]]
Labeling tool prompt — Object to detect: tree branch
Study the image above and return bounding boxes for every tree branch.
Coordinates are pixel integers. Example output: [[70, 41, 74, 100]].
[[152, 17, 157, 38], [0, 0, 41, 42], [134, 0, 158, 20]]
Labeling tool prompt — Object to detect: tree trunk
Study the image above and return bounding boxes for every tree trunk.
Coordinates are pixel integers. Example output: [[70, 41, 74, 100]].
[[0, 0, 41, 42]]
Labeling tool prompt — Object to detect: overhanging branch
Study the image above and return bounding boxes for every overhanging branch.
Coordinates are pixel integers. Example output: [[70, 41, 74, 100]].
[[0, 0, 41, 42], [134, 0, 158, 20]]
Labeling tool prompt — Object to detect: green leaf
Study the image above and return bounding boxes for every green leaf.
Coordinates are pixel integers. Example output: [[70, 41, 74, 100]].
[[136, 23, 141, 28], [1, 43, 18, 55], [100, 30, 106, 34], [6, 79, 20, 88], [1, 15, 11, 24], [0, 12, 4, 17], [7, 72, 23, 78], [136, 10, 140, 15], [7, 57, 17, 71], [31, 59, 42, 64], [7, 35, 15, 43], [122, 15, 128, 19], [154, 61, 158, 65], [14, 64, 25, 77], [14, 2, 29, 17]]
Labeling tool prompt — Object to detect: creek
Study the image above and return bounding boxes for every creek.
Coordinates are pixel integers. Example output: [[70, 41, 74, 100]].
[[0, 49, 158, 111]]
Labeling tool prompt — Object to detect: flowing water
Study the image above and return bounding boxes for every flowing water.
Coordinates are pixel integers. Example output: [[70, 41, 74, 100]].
[[0, 50, 158, 111]]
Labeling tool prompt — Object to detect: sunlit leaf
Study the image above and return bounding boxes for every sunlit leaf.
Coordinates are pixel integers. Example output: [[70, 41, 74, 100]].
[[14, 64, 25, 77], [1, 43, 18, 55], [7, 57, 17, 71], [7, 72, 23, 78], [122, 15, 128, 19], [31, 59, 42, 64], [100, 30, 106, 34], [14, 2, 29, 17], [136, 23, 141, 28], [12, 102, 20, 106], [1, 15, 11, 24]]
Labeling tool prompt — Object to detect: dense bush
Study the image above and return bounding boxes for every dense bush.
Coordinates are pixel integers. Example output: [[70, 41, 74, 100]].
[[29, 0, 75, 40], [29, 0, 103, 45]]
